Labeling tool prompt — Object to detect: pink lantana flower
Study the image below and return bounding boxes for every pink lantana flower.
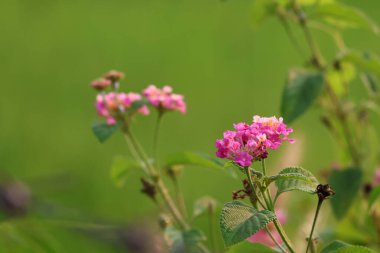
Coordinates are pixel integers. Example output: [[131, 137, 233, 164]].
[[374, 169, 380, 186], [215, 116, 294, 167], [143, 85, 186, 114], [247, 210, 287, 247], [95, 92, 149, 125]]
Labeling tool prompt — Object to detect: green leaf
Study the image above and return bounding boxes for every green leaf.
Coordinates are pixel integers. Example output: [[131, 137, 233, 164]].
[[328, 168, 362, 219], [330, 246, 376, 253], [251, 0, 277, 29], [311, 3, 379, 34], [340, 51, 380, 78], [166, 152, 224, 171], [280, 70, 324, 123], [193, 196, 218, 219], [92, 122, 121, 143], [220, 201, 276, 246], [321, 240, 350, 253], [110, 156, 141, 187], [361, 73, 379, 95], [127, 98, 149, 114], [226, 241, 276, 253], [326, 62, 356, 96], [165, 227, 206, 253], [368, 184, 380, 210], [274, 167, 319, 196]]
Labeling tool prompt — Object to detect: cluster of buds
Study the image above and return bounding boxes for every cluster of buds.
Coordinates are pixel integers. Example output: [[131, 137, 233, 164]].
[[91, 70, 124, 91], [90, 70, 186, 125]]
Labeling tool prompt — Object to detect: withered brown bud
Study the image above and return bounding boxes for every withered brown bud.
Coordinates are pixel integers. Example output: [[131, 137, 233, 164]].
[[333, 60, 341, 71], [316, 184, 335, 201], [140, 178, 157, 201], [363, 183, 373, 198], [91, 78, 112, 90], [104, 70, 125, 82]]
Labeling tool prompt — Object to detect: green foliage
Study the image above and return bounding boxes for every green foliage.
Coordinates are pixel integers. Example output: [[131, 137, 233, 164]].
[[166, 152, 224, 172], [251, 0, 277, 29], [219, 201, 276, 246], [192, 196, 217, 220], [326, 62, 356, 96], [330, 246, 376, 253], [92, 122, 121, 143], [165, 227, 206, 253], [361, 73, 379, 96], [273, 166, 319, 196], [312, 2, 379, 34], [321, 240, 349, 253], [328, 168, 362, 219], [368, 184, 380, 210], [280, 70, 324, 123], [110, 156, 141, 187], [340, 51, 380, 78], [127, 98, 149, 115], [226, 241, 276, 253]]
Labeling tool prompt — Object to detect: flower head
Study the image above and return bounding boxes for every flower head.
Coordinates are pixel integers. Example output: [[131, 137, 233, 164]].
[[215, 115, 294, 167], [143, 85, 186, 113], [95, 92, 149, 125], [103, 70, 125, 82]]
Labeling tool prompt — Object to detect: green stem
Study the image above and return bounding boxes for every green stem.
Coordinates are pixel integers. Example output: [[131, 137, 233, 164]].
[[273, 219, 295, 253], [306, 198, 323, 253], [208, 207, 217, 253], [265, 226, 288, 253], [246, 168, 266, 210], [173, 178, 188, 220], [153, 111, 163, 169], [262, 160, 274, 210]]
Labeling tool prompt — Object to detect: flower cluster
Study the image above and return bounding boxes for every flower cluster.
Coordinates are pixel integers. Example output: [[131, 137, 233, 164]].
[[143, 85, 186, 114], [91, 71, 186, 125], [96, 92, 149, 125], [215, 116, 294, 167]]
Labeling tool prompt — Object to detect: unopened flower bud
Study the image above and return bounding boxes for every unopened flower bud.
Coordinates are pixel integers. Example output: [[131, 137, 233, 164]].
[[158, 213, 172, 229], [0, 181, 31, 216], [91, 78, 112, 90], [104, 70, 125, 82], [166, 165, 183, 181]]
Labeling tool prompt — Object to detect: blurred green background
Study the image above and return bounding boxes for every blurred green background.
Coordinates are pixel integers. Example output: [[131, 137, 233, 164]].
[[1, 0, 379, 252]]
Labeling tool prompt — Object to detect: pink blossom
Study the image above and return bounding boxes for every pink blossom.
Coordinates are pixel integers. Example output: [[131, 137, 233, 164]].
[[95, 92, 150, 125], [247, 210, 287, 247], [143, 85, 186, 113], [374, 169, 380, 185], [215, 116, 294, 167]]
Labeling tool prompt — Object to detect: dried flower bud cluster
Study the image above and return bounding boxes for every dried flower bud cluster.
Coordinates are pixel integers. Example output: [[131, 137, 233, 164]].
[[216, 116, 294, 167]]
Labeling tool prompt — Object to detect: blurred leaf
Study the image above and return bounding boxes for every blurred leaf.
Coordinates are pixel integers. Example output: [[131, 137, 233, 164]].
[[340, 51, 380, 78], [298, 0, 335, 6], [165, 227, 206, 253], [361, 73, 379, 96], [193, 196, 217, 220], [251, 0, 277, 29], [368, 184, 380, 210], [321, 240, 349, 253], [110, 156, 141, 187], [328, 168, 362, 219], [326, 62, 356, 96], [220, 201, 276, 246], [92, 122, 121, 143], [274, 167, 319, 196], [312, 3, 379, 34], [281, 70, 324, 123], [166, 152, 224, 171], [226, 241, 276, 253], [330, 246, 376, 253]]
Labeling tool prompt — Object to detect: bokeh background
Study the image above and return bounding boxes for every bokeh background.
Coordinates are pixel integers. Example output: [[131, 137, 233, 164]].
[[1, 0, 379, 252]]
